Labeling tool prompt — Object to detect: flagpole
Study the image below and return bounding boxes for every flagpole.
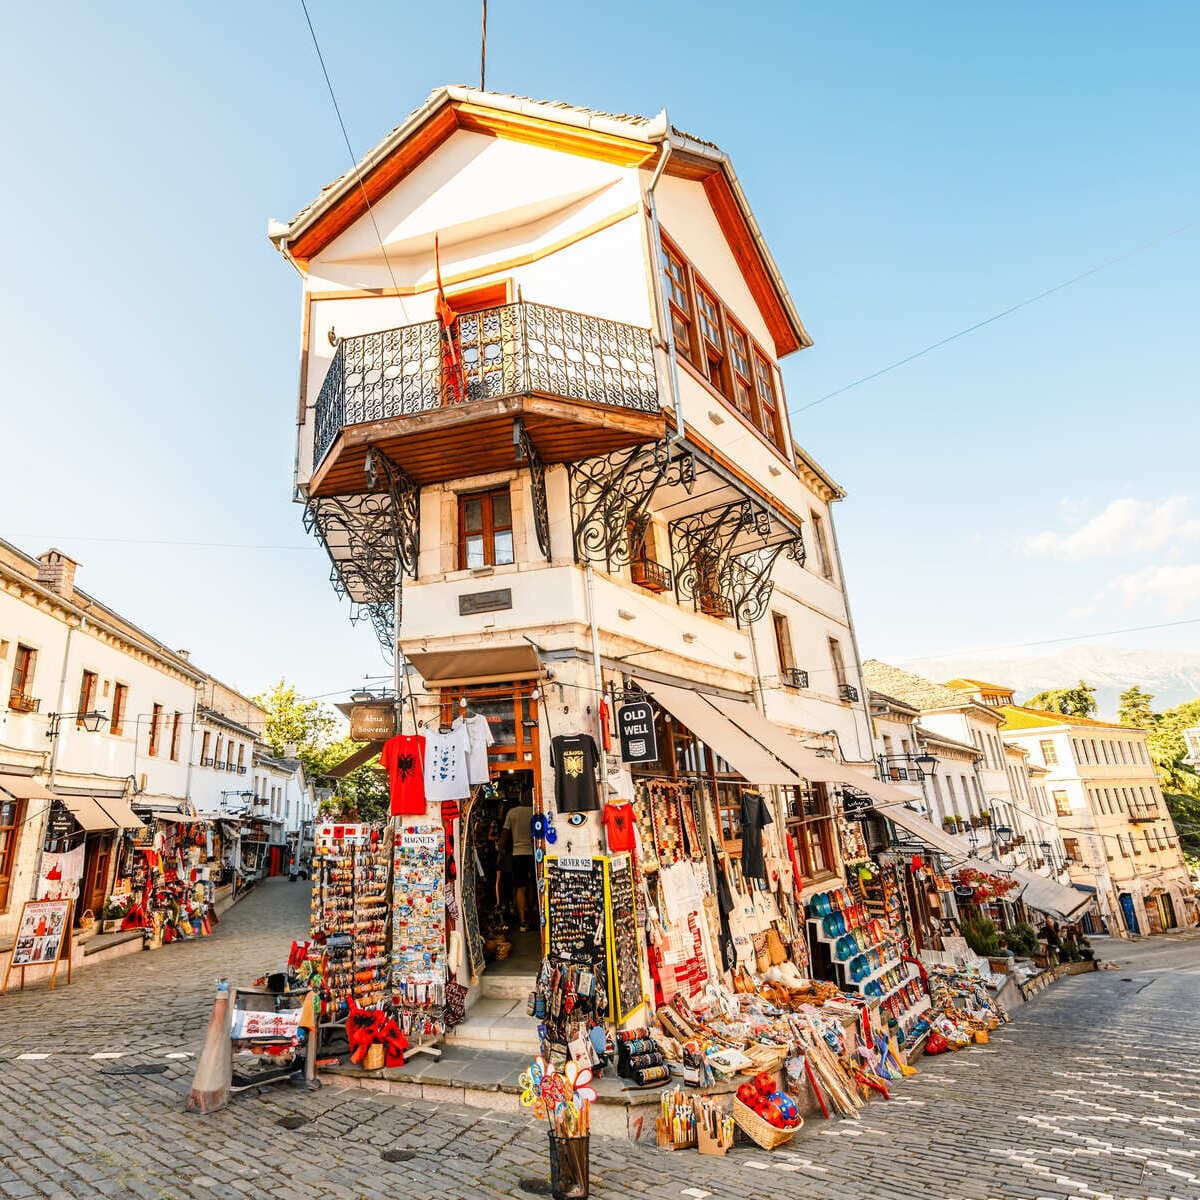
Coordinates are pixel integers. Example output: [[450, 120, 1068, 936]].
[[480, 1, 487, 91]]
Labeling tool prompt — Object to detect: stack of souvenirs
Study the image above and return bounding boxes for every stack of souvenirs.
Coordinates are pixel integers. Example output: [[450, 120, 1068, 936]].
[[922, 964, 1009, 1053], [116, 821, 215, 947]]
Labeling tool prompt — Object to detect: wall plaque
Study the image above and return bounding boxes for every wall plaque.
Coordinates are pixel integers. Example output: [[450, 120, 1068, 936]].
[[458, 588, 512, 616]]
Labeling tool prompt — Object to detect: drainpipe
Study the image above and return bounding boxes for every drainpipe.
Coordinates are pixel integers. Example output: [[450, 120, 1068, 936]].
[[584, 565, 609, 795], [32, 621, 79, 898], [645, 128, 686, 445]]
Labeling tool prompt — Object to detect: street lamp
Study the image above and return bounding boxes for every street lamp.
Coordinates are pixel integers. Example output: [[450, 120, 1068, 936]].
[[45, 709, 107, 737], [914, 752, 937, 778]]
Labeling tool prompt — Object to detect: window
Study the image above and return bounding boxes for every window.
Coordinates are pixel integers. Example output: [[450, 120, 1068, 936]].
[[76, 670, 98, 726], [1118, 741, 1128, 764], [750, 354, 779, 442], [170, 712, 182, 761], [1040, 739, 1058, 766], [1053, 789, 1072, 817], [110, 683, 127, 736], [213, 735, 224, 768], [694, 284, 728, 393], [458, 487, 514, 569], [786, 783, 835, 879], [773, 613, 796, 682], [828, 638, 847, 687], [200, 730, 211, 764], [226, 742, 236, 771], [148, 703, 163, 757], [1118, 834, 1131, 858], [726, 322, 755, 419], [1063, 837, 1081, 861], [237, 743, 245, 774], [810, 510, 833, 579], [0, 793, 26, 911], [661, 242, 695, 365], [9, 644, 36, 710]]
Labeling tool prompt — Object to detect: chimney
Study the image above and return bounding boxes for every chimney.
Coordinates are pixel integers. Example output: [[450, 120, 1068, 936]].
[[37, 549, 79, 598], [176, 649, 191, 661]]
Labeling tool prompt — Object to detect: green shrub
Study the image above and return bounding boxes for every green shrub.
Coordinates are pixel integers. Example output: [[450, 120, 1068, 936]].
[[961, 914, 1001, 957], [1002, 922, 1039, 956]]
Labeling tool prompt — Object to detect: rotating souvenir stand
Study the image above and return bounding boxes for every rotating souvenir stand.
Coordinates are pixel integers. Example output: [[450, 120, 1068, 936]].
[[310, 822, 389, 1022], [390, 818, 445, 1061]]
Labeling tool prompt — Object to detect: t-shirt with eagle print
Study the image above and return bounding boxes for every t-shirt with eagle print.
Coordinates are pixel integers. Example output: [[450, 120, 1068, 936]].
[[381, 734, 426, 816]]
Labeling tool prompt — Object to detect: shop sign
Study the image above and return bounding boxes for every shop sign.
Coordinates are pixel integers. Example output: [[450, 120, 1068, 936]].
[[401, 831, 442, 850], [43, 801, 78, 844], [841, 789, 875, 821], [557, 856, 595, 872], [459, 588, 512, 616], [349, 702, 396, 742], [616, 700, 658, 764]]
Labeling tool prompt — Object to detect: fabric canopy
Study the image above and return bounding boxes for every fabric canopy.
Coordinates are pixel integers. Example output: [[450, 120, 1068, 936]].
[[93, 794, 144, 830], [1007, 867, 1094, 923], [0, 773, 56, 801], [713, 697, 854, 784], [633, 678, 802, 786], [406, 644, 540, 686], [56, 793, 117, 832]]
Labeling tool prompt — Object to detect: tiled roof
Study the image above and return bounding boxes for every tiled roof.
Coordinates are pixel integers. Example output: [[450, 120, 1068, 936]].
[[1000, 705, 1145, 733], [861, 660, 977, 713], [868, 688, 920, 716], [944, 677, 1013, 694], [915, 724, 980, 756]]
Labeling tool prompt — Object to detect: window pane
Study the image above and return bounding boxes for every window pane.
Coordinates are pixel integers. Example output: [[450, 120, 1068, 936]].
[[465, 535, 485, 568], [493, 530, 514, 565], [463, 498, 484, 533], [491, 489, 511, 528]]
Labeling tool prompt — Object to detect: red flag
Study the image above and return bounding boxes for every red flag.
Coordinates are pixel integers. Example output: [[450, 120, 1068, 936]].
[[434, 234, 465, 405]]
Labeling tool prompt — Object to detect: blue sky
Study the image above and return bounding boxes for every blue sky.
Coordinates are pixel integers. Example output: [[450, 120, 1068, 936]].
[[1, 2, 1197, 702]]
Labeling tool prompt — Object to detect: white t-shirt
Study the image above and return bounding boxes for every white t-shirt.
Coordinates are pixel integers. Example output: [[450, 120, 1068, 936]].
[[455, 713, 495, 786], [423, 725, 471, 801], [504, 805, 534, 857]]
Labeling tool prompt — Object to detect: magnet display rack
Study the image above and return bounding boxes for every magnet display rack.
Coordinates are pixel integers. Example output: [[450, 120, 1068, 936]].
[[805, 886, 904, 999], [310, 823, 389, 1018]]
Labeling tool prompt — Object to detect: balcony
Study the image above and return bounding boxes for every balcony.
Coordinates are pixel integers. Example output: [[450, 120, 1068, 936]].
[[310, 302, 665, 496], [1128, 809, 1157, 823], [698, 590, 733, 620], [782, 667, 810, 690], [629, 556, 672, 593], [7, 693, 40, 714], [838, 683, 860, 703]]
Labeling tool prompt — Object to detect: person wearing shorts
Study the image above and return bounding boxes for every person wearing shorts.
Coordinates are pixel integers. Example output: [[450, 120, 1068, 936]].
[[503, 794, 535, 932]]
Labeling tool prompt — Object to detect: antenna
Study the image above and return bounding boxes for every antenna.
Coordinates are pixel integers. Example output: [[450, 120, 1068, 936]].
[[480, 0, 488, 90]]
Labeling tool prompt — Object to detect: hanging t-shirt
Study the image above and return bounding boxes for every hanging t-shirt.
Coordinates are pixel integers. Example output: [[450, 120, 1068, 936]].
[[454, 713, 495, 786], [551, 733, 600, 812], [424, 725, 472, 802], [739, 789, 773, 880], [380, 734, 426, 816], [602, 802, 636, 853]]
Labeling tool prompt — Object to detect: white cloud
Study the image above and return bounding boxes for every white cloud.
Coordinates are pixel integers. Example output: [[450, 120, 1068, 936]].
[[1107, 563, 1200, 615], [1024, 496, 1200, 561]]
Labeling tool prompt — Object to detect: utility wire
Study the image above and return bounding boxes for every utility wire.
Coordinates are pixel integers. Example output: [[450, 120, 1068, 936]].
[[299, 0, 403, 296]]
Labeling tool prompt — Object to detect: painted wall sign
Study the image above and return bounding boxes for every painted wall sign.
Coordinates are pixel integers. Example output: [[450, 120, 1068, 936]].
[[458, 588, 513, 616], [616, 700, 658, 764], [349, 703, 397, 742]]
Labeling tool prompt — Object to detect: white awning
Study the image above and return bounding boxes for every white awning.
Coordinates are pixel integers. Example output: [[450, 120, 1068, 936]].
[[633, 678, 802, 786], [1006, 867, 1094, 923], [711, 697, 855, 784], [847, 781, 975, 859], [0, 774, 56, 802], [55, 793, 117, 832], [93, 795, 144, 831]]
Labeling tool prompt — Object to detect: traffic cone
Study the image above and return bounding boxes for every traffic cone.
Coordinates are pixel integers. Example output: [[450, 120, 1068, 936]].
[[187, 979, 232, 1114]]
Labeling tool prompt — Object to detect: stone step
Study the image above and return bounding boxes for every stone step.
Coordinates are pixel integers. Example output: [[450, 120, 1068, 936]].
[[443, 1013, 539, 1053], [479, 971, 536, 1001]]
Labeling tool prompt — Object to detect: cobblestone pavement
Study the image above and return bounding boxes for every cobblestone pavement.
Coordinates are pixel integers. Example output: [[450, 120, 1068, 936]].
[[2, 880, 1199, 1199]]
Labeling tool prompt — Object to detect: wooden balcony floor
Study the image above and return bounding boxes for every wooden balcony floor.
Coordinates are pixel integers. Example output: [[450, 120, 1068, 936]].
[[308, 393, 666, 496]]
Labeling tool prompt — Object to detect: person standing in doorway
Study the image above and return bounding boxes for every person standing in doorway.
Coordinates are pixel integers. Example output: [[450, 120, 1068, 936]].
[[504, 789, 535, 933]]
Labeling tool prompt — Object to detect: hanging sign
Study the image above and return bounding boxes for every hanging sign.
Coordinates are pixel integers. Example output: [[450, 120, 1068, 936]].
[[43, 801, 78, 844], [349, 703, 397, 742], [841, 789, 875, 821], [616, 700, 658, 764]]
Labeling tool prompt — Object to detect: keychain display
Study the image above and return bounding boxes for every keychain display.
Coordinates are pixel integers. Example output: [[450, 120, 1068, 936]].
[[391, 818, 447, 1043]]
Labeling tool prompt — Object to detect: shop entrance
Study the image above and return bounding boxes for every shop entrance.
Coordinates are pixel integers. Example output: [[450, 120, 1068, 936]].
[[441, 682, 543, 978], [79, 832, 114, 923]]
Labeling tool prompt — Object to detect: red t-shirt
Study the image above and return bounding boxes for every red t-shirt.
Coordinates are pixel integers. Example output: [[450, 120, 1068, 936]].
[[380, 735, 426, 816], [603, 802, 636, 853]]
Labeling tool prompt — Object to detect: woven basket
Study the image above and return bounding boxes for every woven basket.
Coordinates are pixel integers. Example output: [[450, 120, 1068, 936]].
[[732, 1098, 800, 1150], [363, 1042, 385, 1071]]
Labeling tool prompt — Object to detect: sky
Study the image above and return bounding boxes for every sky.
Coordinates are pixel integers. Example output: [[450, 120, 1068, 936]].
[[1, 2, 1197, 704]]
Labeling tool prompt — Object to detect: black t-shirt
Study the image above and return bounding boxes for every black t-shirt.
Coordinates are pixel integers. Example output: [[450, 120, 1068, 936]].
[[551, 734, 601, 812], [739, 790, 773, 880]]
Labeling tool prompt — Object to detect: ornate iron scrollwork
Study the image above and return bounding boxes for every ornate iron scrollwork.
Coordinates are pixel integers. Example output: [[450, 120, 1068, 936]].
[[515, 419, 551, 561], [669, 499, 759, 614], [568, 441, 694, 570], [728, 535, 804, 626], [302, 448, 420, 651]]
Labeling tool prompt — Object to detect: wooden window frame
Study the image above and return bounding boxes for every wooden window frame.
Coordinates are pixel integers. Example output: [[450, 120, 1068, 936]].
[[828, 637, 847, 688], [1040, 739, 1058, 766], [0, 794, 26, 912], [785, 782, 836, 881], [457, 486, 514, 571], [170, 712, 183, 761], [148, 703, 163, 757], [810, 510, 834, 579], [110, 682, 127, 737], [9, 644, 37, 708], [1053, 789, 1071, 817], [694, 281, 730, 396], [725, 319, 756, 422], [200, 730, 210, 764], [1062, 837, 1080, 861], [77, 670, 98, 726], [659, 229, 790, 454], [772, 612, 796, 683]]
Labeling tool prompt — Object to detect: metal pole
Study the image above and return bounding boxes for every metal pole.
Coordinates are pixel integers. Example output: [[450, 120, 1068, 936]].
[[584, 565, 608, 794], [480, 0, 487, 91]]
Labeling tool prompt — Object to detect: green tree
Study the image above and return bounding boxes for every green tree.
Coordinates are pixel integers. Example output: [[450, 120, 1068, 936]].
[[1117, 685, 1157, 730], [253, 679, 335, 757], [1027, 680, 1098, 719], [253, 679, 389, 823], [1147, 697, 1200, 789], [1163, 792, 1200, 866]]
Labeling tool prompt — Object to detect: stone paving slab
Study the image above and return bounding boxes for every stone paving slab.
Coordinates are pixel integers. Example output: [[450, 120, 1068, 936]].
[[2, 879, 1199, 1198]]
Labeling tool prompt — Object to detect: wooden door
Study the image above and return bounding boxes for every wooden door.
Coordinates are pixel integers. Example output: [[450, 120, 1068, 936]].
[[80, 833, 114, 920]]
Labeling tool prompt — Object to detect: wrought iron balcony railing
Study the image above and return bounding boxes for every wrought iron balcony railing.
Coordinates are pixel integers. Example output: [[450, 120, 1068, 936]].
[[629, 556, 672, 593], [7, 693, 40, 714], [782, 668, 810, 690], [313, 301, 661, 469], [837, 682, 860, 703]]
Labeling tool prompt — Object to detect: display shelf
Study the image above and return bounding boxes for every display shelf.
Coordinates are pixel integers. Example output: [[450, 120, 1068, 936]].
[[847, 955, 903, 990], [833, 935, 895, 964], [898, 995, 931, 1023], [880, 968, 918, 1003]]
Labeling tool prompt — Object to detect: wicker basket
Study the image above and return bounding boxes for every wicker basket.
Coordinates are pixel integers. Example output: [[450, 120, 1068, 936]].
[[363, 1042, 385, 1071], [732, 1098, 800, 1150]]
